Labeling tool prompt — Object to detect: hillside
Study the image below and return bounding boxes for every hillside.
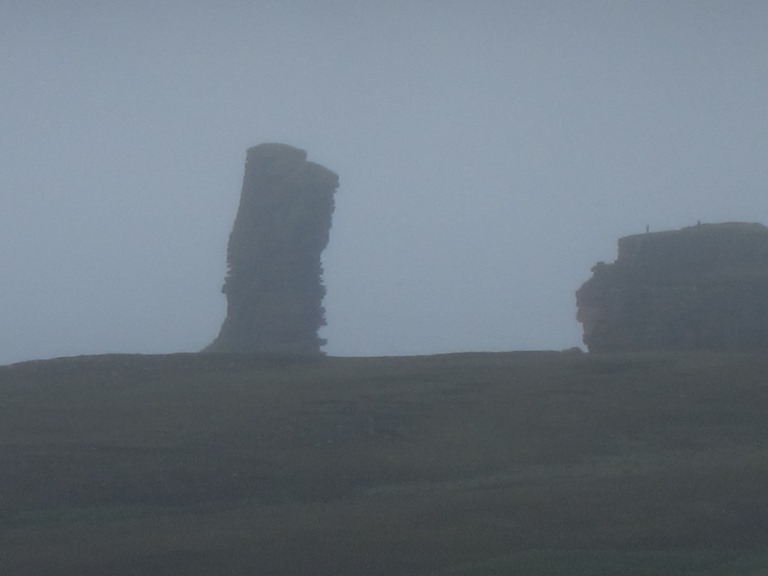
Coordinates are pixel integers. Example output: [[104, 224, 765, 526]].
[[2, 351, 768, 575]]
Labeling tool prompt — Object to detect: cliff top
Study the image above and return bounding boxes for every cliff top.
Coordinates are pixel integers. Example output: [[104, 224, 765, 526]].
[[615, 222, 768, 271]]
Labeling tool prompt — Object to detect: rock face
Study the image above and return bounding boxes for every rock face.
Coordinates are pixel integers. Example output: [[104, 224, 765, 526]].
[[207, 143, 338, 355], [576, 222, 768, 352]]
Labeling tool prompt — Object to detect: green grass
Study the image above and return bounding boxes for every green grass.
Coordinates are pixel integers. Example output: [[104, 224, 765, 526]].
[[2, 351, 768, 575]]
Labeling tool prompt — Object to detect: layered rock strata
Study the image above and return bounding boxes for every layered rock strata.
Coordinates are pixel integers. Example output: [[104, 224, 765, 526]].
[[207, 143, 338, 355], [576, 222, 768, 352]]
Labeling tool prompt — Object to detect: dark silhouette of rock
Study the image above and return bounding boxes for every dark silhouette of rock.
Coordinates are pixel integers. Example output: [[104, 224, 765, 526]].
[[576, 222, 768, 352], [206, 143, 338, 355]]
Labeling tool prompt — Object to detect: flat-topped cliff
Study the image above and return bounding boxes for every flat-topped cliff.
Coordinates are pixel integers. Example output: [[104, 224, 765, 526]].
[[576, 222, 768, 352]]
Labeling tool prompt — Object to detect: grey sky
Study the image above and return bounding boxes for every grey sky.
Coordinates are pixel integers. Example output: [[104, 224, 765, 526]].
[[2, 1, 767, 364]]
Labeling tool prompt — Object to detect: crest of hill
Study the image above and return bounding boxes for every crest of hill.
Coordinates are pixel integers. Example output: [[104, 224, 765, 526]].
[[3, 351, 768, 575]]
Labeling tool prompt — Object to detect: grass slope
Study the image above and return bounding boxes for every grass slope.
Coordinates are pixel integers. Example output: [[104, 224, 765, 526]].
[[2, 351, 768, 575]]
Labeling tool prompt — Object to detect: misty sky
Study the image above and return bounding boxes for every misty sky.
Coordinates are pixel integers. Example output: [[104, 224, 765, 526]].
[[2, 1, 767, 364]]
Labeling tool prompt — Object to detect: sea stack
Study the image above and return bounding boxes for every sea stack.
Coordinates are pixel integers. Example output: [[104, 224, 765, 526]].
[[576, 222, 768, 352], [207, 143, 338, 355]]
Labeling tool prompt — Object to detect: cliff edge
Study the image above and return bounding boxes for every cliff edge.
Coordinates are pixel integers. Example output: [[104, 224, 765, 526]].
[[576, 222, 768, 352]]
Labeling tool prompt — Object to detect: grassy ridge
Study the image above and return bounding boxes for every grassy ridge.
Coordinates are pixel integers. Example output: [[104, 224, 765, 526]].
[[2, 351, 768, 575]]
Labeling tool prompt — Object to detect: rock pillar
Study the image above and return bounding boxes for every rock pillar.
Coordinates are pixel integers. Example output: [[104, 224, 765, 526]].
[[207, 143, 338, 355]]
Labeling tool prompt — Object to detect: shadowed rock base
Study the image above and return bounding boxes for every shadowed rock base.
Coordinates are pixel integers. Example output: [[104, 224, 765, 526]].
[[206, 143, 338, 355]]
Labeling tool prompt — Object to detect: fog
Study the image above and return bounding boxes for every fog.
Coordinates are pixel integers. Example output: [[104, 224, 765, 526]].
[[2, 1, 767, 364]]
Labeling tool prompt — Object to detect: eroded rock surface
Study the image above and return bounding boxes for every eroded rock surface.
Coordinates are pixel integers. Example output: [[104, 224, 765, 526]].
[[576, 222, 768, 352], [207, 143, 338, 355]]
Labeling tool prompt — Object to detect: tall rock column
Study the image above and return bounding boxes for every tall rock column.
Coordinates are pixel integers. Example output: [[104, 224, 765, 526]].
[[207, 143, 338, 355]]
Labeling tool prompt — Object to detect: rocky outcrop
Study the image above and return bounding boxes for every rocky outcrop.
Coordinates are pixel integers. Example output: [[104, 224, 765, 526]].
[[206, 143, 338, 355], [576, 222, 768, 352]]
